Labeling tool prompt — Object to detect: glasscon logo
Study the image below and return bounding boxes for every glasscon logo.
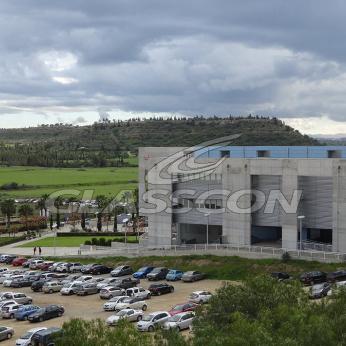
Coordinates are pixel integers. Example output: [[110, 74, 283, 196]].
[[141, 135, 302, 215]]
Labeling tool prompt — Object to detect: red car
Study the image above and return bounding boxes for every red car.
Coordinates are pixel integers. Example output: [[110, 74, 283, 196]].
[[12, 257, 27, 266], [37, 261, 54, 271], [168, 302, 197, 316]]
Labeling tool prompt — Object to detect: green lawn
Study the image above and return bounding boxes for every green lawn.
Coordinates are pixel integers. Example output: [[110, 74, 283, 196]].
[[0, 166, 138, 198], [19, 236, 138, 247]]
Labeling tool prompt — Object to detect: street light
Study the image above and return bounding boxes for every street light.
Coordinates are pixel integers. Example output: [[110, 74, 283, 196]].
[[204, 213, 210, 246], [297, 215, 305, 250]]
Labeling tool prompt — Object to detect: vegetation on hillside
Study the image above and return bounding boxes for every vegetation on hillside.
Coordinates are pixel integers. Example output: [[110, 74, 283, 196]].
[[0, 116, 319, 167]]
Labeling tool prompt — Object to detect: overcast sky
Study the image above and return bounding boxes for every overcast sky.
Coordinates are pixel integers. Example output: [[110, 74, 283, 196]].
[[1, 0, 346, 134]]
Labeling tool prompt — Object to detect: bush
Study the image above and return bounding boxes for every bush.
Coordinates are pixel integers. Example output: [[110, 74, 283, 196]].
[[84, 240, 92, 246], [282, 251, 291, 263], [105, 239, 112, 247], [99, 238, 106, 246], [91, 238, 98, 246]]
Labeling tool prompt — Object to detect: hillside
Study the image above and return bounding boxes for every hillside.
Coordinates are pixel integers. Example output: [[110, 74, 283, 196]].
[[0, 116, 320, 167]]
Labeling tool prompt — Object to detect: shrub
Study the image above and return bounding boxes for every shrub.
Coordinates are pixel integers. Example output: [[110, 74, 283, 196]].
[[99, 238, 106, 246], [91, 238, 98, 246], [105, 239, 112, 247], [282, 251, 291, 263], [84, 240, 92, 246]]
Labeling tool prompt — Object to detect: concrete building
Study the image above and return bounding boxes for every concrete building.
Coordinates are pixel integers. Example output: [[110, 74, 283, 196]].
[[139, 146, 346, 253]]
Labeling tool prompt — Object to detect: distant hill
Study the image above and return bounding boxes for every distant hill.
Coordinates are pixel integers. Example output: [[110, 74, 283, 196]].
[[0, 116, 320, 167]]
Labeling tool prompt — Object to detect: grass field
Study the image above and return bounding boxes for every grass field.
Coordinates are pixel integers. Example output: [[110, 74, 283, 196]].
[[0, 166, 138, 198], [19, 236, 138, 247]]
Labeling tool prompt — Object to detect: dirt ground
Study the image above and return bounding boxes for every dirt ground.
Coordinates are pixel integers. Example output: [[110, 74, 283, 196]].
[[0, 266, 224, 345]]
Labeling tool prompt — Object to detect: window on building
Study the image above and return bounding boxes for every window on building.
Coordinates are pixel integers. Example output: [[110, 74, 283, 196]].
[[220, 150, 230, 158], [257, 150, 271, 158], [328, 150, 341, 158]]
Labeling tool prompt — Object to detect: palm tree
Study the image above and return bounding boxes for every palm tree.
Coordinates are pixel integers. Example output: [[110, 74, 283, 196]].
[[18, 204, 34, 232], [37, 194, 49, 217], [54, 196, 63, 229], [0, 199, 16, 235]]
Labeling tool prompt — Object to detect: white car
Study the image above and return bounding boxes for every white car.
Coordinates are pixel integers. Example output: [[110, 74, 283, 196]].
[[0, 271, 22, 284], [60, 282, 81, 295], [74, 275, 93, 284], [0, 300, 17, 310], [3, 275, 24, 287], [106, 308, 144, 326], [29, 260, 44, 270], [103, 296, 128, 311], [68, 263, 83, 273], [61, 274, 82, 285], [137, 311, 170, 332], [1, 292, 32, 305], [55, 263, 69, 273], [1, 302, 22, 319], [15, 327, 47, 346], [163, 312, 195, 331], [189, 291, 213, 304], [23, 271, 39, 279], [0, 268, 8, 274], [48, 262, 65, 272], [113, 297, 148, 312], [126, 287, 151, 300]]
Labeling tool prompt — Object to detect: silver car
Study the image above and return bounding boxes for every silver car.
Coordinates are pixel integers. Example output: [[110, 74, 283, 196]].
[[181, 271, 205, 282], [103, 296, 128, 311], [1, 293, 32, 305], [1, 303, 22, 319], [15, 327, 47, 346], [137, 311, 170, 332], [106, 308, 143, 326], [97, 278, 120, 290], [163, 312, 195, 331], [0, 325, 14, 341], [42, 281, 63, 294], [99, 286, 125, 299]]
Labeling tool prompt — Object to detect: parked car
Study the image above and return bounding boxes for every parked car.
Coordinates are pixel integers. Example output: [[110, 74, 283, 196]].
[[60, 282, 81, 295], [48, 262, 65, 272], [300, 271, 327, 285], [189, 291, 212, 304], [14, 305, 41, 321], [29, 260, 44, 270], [22, 258, 42, 268], [52, 273, 69, 281], [169, 302, 198, 316], [39, 273, 56, 281], [38, 261, 55, 271], [23, 271, 41, 280], [310, 282, 332, 299], [0, 255, 13, 263], [1, 292, 32, 305], [112, 297, 148, 312], [74, 275, 93, 284], [0, 301, 17, 310], [181, 271, 205, 282], [0, 326, 14, 341], [163, 312, 195, 331], [11, 276, 38, 288], [148, 283, 174, 296], [61, 274, 82, 285], [89, 264, 112, 275], [15, 327, 47, 346], [126, 287, 151, 299], [271, 272, 291, 281], [0, 268, 8, 274], [327, 270, 346, 283], [99, 286, 126, 300], [146, 267, 169, 281], [42, 281, 63, 294], [111, 265, 133, 277], [31, 327, 63, 345], [137, 311, 170, 332], [68, 262, 83, 273], [3, 274, 24, 287], [75, 282, 99, 296], [166, 270, 184, 281], [106, 308, 144, 326], [114, 277, 140, 289], [31, 279, 52, 292], [12, 257, 27, 267], [1, 303, 22, 319], [2, 255, 16, 264], [55, 262, 71, 273], [133, 266, 154, 279], [80, 263, 98, 274], [28, 305, 64, 322], [97, 277, 121, 290], [103, 296, 128, 311]]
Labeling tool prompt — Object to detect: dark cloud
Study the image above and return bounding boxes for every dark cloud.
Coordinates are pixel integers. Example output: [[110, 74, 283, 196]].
[[0, 0, 345, 127]]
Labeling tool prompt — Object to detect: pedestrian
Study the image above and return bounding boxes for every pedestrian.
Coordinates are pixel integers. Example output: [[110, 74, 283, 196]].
[[33, 247, 36, 256], [39, 247, 42, 256]]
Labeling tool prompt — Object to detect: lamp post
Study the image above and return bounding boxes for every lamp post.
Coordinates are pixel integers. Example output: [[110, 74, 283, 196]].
[[297, 215, 305, 250], [204, 213, 209, 246]]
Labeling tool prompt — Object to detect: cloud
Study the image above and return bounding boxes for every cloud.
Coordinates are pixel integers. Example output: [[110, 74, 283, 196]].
[[0, 0, 345, 133]]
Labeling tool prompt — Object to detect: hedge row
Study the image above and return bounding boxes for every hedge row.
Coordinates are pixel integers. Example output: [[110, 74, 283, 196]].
[[84, 237, 138, 247]]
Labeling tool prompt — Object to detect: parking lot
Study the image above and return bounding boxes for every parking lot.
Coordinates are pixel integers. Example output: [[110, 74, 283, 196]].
[[0, 265, 223, 346]]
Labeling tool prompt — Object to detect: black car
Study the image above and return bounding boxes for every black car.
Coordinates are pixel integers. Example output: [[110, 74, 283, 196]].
[[327, 270, 346, 283], [89, 264, 112, 275], [3, 255, 16, 264], [31, 327, 63, 346], [28, 304, 64, 322], [146, 267, 169, 281], [80, 263, 98, 274], [148, 283, 174, 296], [300, 271, 327, 285], [115, 277, 140, 289], [271, 272, 290, 281]]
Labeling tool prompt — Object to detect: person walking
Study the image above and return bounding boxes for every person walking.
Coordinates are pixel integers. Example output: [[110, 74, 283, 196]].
[[38, 247, 42, 256], [33, 247, 36, 256]]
